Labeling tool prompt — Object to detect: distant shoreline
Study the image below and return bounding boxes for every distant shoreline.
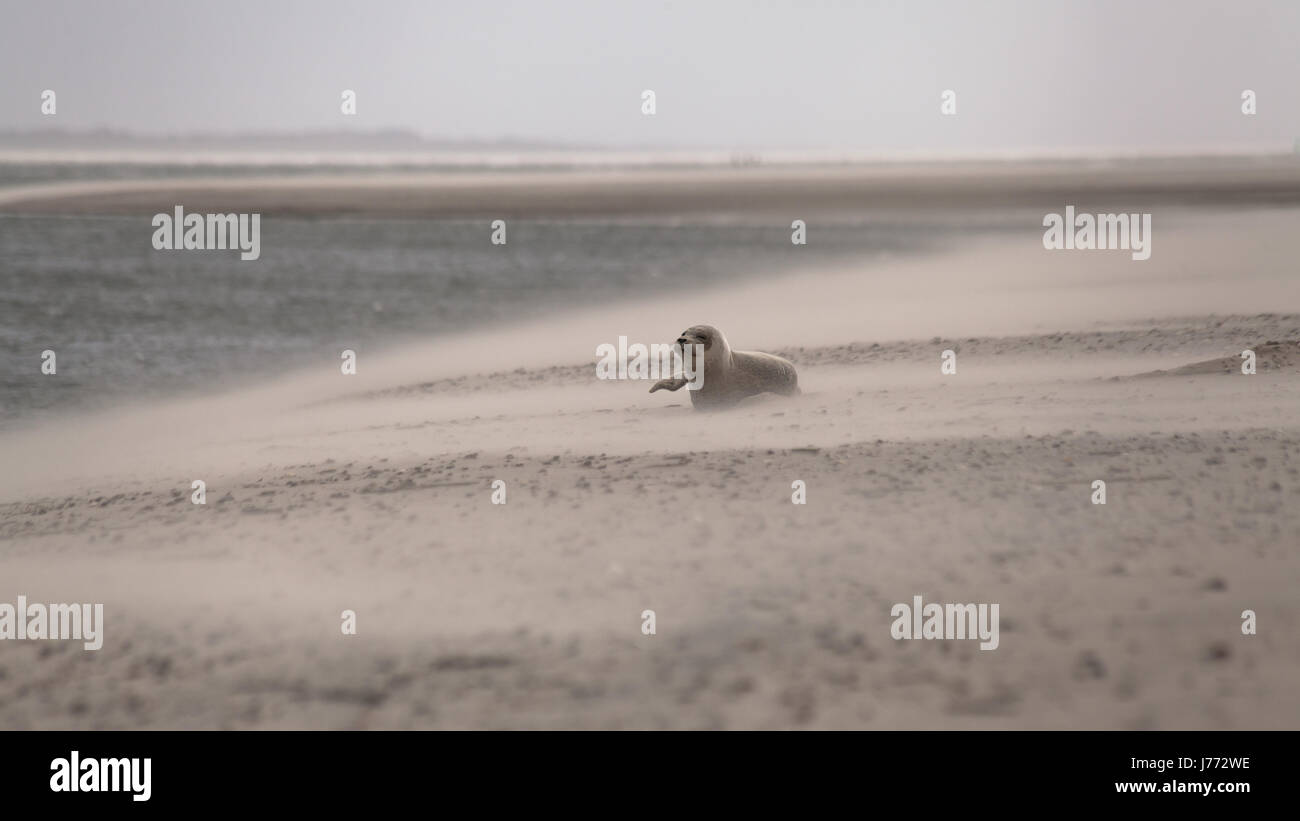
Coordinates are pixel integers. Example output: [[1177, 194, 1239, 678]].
[[4, 156, 1300, 218]]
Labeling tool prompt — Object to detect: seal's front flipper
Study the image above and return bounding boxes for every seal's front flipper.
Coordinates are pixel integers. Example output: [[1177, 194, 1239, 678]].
[[650, 377, 688, 393]]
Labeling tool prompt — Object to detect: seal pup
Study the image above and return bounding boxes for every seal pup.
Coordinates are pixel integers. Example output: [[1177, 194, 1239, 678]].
[[650, 324, 799, 410]]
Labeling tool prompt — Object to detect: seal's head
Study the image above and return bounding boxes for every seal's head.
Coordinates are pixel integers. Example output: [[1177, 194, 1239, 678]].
[[675, 325, 731, 386], [676, 324, 730, 360]]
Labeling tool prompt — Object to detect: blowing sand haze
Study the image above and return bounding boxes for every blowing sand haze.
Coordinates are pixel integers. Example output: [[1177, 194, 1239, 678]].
[[1, 0, 1298, 805], [3, 208, 1298, 733]]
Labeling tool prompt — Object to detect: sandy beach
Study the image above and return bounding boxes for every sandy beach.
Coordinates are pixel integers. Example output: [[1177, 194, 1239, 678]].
[[2, 189, 1298, 729]]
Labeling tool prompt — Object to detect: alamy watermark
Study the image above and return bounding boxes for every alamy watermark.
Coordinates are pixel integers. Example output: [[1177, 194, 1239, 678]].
[[0, 595, 104, 650], [891, 595, 999, 650], [596, 336, 704, 389], [1042, 205, 1151, 261], [50, 751, 150, 801], [151, 206, 261, 261]]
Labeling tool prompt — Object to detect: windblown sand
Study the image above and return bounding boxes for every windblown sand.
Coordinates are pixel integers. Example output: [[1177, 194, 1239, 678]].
[[1, 202, 1298, 729]]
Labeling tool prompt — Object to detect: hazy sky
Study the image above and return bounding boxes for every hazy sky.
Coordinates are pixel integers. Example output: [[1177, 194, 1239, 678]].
[[2, 0, 1299, 152]]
